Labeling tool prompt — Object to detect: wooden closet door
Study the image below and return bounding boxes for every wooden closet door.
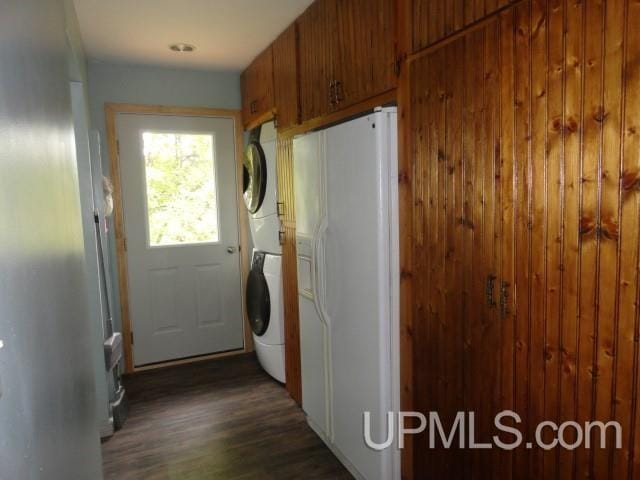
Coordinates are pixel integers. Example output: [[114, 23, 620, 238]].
[[409, 17, 503, 479]]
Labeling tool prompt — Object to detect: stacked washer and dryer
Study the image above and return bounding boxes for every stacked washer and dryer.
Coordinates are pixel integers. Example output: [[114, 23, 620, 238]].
[[243, 122, 286, 383]]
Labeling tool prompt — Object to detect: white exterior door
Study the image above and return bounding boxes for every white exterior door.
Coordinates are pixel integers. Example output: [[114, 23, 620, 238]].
[[117, 113, 244, 366]]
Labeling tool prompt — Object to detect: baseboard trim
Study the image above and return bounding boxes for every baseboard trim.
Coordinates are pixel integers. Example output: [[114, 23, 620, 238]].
[[131, 349, 247, 373]]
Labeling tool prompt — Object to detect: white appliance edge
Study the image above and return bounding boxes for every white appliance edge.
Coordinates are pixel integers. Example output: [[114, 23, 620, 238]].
[[252, 251, 286, 383], [294, 107, 400, 480], [249, 121, 281, 254]]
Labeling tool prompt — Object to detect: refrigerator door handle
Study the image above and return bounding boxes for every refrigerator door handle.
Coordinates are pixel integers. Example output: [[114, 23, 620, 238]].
[[312, 217, 334, 440], [312, 218, 331, 328]]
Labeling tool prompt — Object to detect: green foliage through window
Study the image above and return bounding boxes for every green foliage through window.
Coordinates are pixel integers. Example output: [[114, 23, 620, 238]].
[[142, 132, 219, 246]]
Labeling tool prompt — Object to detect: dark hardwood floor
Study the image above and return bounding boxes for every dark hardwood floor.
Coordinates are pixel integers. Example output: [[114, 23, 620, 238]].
[[101, 354, 352, 480]]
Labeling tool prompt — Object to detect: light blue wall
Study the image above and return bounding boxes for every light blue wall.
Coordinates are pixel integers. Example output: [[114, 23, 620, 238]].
[[65, 0, 114, 437], [0, 0, 103, 477], [87, 61, 241, 334]]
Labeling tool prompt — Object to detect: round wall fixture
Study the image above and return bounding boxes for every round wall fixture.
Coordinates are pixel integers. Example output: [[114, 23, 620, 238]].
[[169, 43, 196, 53]]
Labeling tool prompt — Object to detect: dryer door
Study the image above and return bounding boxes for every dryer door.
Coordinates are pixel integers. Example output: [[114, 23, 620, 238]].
[[243, 135, 267, 214], [246, 265, 270, 336]]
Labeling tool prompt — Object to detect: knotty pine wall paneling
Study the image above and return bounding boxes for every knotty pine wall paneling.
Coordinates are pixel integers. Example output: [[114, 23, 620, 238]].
[[276, 135, 302, 405], [405, 0, 640, 478]]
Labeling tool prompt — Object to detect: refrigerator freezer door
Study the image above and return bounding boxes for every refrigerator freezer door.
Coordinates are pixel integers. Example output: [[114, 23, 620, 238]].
[[324, 108, 399, 480], [293, 132, 323, 238], [293, 131, 332, 439], [298, 295, 330, 436]]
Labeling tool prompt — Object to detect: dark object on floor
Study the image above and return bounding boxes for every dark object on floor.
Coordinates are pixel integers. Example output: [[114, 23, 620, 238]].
[[101, 354, 353, 480], [111, 385, 128, 431]]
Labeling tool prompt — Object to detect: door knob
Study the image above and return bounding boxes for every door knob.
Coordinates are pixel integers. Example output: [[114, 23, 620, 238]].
[[227, 246, 237, 254]]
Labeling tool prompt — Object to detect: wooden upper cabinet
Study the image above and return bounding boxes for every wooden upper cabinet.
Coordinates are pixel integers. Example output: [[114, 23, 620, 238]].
[[241, 46, 275, 128], [243, 0, 398, 128], [412, 0, 511, 52], [298, 0, 396, 122], [333, 0, 396, 109], [272, 24, 300, 130], [297, 0, 334, 122]]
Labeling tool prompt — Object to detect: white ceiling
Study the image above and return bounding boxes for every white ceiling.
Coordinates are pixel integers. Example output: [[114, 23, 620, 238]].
[[73, 0, 313, 71]]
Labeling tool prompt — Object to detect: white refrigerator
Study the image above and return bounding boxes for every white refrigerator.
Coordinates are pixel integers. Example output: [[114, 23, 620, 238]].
[[293, 107, 400, 480]]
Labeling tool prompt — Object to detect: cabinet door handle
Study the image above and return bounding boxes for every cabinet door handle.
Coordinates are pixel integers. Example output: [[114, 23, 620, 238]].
[[500, 281, 510, 317], [328, 80, 336, 106], [486, 274, 497, 307], [335, 81, 344, 104]]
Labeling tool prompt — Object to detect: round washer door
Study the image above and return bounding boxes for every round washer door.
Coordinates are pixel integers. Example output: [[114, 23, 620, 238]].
[[243, 141, 267, 214], [246, 268, 270, 336]]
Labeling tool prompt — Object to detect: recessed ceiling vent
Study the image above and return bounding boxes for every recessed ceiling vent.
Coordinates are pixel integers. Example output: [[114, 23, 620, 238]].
[[169, 43, 196, 53]]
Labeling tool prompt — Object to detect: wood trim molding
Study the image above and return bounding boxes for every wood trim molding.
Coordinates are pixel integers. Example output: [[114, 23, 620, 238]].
[[105, 103, 134, 373], [232, 111, 253, 353], [104, 103, 251, 373], [396, 0, 414, 477], [105, 103, 242, 118], [244, 108, 276, 131], [406, 0, 527, 66], [279, 89, 397, 137]]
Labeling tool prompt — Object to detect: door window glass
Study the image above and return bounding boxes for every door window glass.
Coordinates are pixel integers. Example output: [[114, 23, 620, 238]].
[[142, 132, 219, 246]]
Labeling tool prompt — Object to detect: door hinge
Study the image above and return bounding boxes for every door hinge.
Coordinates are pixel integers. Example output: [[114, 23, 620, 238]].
[[117, 139, 120, 156], [123, 237, 127, 251], [130, 331, 134, 345]]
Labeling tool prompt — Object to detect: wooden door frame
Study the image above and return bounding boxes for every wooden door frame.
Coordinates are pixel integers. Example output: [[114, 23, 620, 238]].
[[105, 103, 252, 374]]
